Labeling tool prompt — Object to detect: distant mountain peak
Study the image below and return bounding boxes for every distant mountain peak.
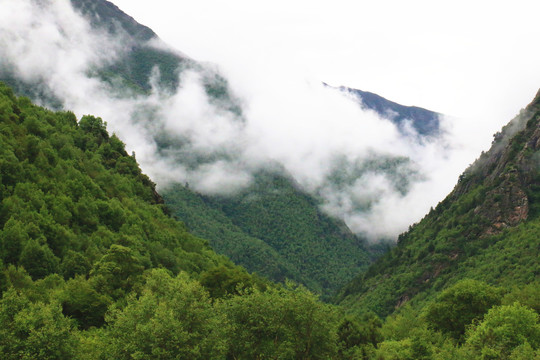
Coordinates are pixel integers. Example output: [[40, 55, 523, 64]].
[[325, 83, 442, 137], [71, 0, 156, 42]]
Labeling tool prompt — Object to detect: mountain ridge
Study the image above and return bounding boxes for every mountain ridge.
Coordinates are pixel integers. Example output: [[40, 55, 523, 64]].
[[0, 0, 376, 296], [2, 0, 528, 302], [326, 83, 442, 136], [337, 88, 540, 316], [71, 0, 157, 42]]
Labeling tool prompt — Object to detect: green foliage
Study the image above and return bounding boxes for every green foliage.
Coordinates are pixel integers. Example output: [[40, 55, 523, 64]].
[[1, 218, 27, 264], [199, 264, 265, 299], [101, 46, 184, 93], [19, 240, 59, 280], [337, 313, 382, 359], [0, 288, 78, 359], [382, 305, 437, 343], [0, 82, 362, 359], [90, 244, 145, 299], [162, 182, 308, 287], [424, 279, 503, 340], [163, 171, 371, 298], [60, 250, 91, 279], [502, 281, 540, 314], [219, 282, 340, 359], [60, 276, 111, 329], [464, 303, 540, 359], [103, 269, 227, 360], [337, 184, 495, 317], [0, 81, 230, 288], [508, 342, 540, 360], [374, 339, 416, 360]]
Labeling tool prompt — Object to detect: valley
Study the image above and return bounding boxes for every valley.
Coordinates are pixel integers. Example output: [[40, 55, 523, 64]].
[[0, 0, 538, 359]]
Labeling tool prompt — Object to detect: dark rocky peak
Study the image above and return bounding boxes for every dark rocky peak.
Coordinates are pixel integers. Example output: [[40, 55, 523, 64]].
[[70, 0, 156, 42], [325, 83, 442, 137]]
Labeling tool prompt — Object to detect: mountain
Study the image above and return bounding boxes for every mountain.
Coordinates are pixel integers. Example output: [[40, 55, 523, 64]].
[[337, 89, 540, 317], [331, 85, 441, 137], [0, 0, 376, 296], [0, 81, 232, 284], [71, 0, 156, 42], [71, 0, 244, 115], [1, 77, 537, 359], [163, 170, 371, 295], [1, 1, 539, 357], [0, 0, 500, 300], [0, 82, 351, 359]]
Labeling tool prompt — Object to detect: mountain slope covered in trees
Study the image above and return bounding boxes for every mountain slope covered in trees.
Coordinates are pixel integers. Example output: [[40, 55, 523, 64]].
[[1, 9, 539, 359], [338, 89, 540, 316], [0, 0, 457, 297], [0, 0, 376, 297], [322, 89, 540, 359], [163, 171, 371, 296], [1, 80, 539, 359], [0, 80, 234, 287], [0, 82, 360, 359]]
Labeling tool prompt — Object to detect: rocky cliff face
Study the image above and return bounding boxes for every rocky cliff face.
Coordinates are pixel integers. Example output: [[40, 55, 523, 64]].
[[451, 90, 540, 235]]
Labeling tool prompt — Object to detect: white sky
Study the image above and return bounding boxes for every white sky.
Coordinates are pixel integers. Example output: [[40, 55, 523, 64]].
[[112, 0, 540, 127]]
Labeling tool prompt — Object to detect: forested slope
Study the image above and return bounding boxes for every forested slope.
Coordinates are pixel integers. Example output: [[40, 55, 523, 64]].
[[162, 182, 309, 287], [319, 89, 540, 360], [338, 90, 540, 316], [0, 82, 371, 359], [163, 171, 371, 296], [0, 0, 374, 297], [0, 82, 232, 281]]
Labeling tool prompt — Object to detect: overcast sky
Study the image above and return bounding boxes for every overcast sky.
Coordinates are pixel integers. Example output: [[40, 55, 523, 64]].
[[113, 0, 540, 127]]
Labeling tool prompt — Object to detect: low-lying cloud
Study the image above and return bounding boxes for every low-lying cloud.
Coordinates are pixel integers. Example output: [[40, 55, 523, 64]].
[[0, 0, 492, 240]]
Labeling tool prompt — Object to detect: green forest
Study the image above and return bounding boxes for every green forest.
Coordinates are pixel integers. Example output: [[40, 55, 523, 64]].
[[162, 171, 372, 298], [0, 0, 538, 359], [0, 72, 539, 358]]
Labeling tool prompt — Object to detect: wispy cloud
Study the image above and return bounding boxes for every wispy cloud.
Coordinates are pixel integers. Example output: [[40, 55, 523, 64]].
[[0, 0, 496, 240]]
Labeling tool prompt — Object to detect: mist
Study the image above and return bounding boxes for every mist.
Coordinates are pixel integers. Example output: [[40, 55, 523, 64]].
[[0, 0, 502, 240]]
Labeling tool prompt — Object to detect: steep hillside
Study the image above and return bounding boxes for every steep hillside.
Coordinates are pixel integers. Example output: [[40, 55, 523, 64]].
[[71, 0, 156, 42], [162, 182, 310, 287], [0, 0, 374, 297], [338, 89, 540, 317], [0, 81, 233, 283], [0, 83, 355, 360], [163, 170, 371, 296]]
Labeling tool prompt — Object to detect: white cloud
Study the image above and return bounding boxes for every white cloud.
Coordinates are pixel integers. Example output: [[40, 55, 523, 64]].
[[0, 0, 535, 240]]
